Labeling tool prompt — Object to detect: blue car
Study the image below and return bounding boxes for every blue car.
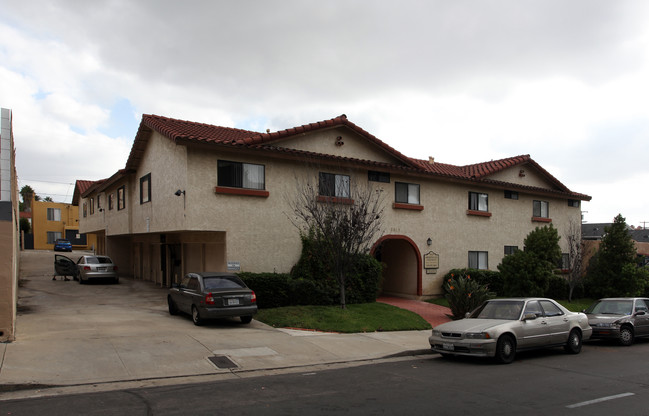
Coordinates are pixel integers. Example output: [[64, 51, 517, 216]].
[[54, 239, 72, 252]]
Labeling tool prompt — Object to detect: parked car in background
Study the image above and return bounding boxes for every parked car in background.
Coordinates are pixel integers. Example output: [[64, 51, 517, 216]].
[[167, 272, 257, 326], [584, 298, 649, 346], [429, 298, 592, 364], [53, 239, 72, 252], [76, 255, 119, 284]]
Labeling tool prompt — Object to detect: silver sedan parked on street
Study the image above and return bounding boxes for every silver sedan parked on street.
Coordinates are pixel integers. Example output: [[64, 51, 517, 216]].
[[167, 272, 258, 326], [429, 298, 592, 363], [584, 298, 649, 346]]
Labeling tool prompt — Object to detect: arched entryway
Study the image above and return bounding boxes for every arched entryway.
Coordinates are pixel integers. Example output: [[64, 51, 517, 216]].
[[371, 235, 422, 297]]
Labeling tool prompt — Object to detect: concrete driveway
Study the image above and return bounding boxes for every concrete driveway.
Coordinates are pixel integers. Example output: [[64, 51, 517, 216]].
[[0, 250, 432, 398]]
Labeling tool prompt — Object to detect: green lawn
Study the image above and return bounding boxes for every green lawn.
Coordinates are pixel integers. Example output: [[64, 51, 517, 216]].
[[255, 302, 432, 333]]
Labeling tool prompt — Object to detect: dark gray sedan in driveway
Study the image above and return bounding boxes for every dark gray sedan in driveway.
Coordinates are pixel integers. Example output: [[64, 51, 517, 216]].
[[167, 272, 258, 325], [584, 298, 649, 346]]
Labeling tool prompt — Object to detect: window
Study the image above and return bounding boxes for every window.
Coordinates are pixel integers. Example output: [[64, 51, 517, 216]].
[[524, 301, 542, 318], [468, 251, 488, 269], [218, 160, 265, 190], [140, 173, 151, 204], [504, 246, 518, 255], [83, 203, 87, 218], [560, 253, 570, 270], [504, 190, 519, 200], [319, 172, 350, 198], [533, 200, 549, 218], [46, 231, 62, 244], [117, 186, 126, 210], [568, 199, 580, 208], [97, 194, 102, 210], [108, 193, 114, 210], [469, 192, 488, 212], [368, 170, 390, 183], [47, 208, 61, 221], [540, 300, 564, 317], [90, 198, 95, 215], [395, 182, 420, 204]]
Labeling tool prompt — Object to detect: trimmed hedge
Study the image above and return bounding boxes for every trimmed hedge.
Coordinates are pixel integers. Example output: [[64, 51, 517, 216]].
[[446, 268, 504, 296], [238, 255, 382, 309]]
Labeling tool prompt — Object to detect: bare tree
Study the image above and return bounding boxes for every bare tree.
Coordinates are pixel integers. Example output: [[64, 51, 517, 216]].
[[288, 169, 385, 308], [565, 219, 584, 302]]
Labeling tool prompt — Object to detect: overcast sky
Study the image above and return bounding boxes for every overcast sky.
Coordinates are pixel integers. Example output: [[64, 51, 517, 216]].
[[1, 1, 648, 226]]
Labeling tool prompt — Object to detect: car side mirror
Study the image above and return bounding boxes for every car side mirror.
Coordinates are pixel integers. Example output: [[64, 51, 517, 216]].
[[171, 283, 179, 289], [635, 310, 646, 316], [523, 313, 537, 321]]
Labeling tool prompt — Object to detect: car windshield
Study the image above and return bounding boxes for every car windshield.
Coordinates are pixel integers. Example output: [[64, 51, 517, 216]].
[[585, 300, 633, 315], [470, 300, 524, 320], [85, 256, 113, 264], [203, 276, 246, 290]]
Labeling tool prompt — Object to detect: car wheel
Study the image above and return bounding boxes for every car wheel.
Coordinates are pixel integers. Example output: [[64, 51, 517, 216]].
[[113, 277, 119, 284], [495, 335, 516, 364], [168, 296, 179, 316], [564, 329, 582, 354], [191, 305, 203, 326], [619, 326, 634, 346], [240, 315, 253, 324]]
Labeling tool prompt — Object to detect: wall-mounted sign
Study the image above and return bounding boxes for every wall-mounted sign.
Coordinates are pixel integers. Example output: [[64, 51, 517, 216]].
[[424, 251, 439, 274], [227, 261, 241, 271]]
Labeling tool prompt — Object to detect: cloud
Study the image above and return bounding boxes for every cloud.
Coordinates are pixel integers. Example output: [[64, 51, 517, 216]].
[[0, 0, 648, 226]]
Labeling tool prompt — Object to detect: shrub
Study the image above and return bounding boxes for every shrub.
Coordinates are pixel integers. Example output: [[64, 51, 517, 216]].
[[443, 272, 493, 320], [446, 268, 503, 296], [499, 250, 552, 297], [238, 272, 292, 309]]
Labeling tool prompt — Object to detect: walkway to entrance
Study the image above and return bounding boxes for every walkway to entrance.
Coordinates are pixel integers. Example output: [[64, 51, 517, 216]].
[[377, 296, 452, 327]]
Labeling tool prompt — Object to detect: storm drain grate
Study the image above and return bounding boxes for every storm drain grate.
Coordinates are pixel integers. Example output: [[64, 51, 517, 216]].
[[208, 355, 238, 369]]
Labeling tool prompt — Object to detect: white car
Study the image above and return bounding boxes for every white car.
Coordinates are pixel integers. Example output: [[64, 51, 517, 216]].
[[429, 298, 592, 363]]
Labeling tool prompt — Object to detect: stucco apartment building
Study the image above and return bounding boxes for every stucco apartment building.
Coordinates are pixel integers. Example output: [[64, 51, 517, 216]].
[[76, 114, 590, 298], [0, 108, 19, 341], [29, 197, 95, 251]]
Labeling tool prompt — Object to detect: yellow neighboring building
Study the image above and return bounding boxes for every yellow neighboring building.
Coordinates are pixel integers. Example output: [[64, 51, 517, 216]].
[[31, 198, 96, 250]]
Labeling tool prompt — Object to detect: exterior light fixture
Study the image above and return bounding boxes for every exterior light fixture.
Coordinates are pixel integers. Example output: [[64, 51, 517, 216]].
[[175, 189, 185, 196], [427, 238, 432, 246]]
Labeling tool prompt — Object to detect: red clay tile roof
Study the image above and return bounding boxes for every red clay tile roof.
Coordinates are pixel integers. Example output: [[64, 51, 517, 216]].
[[118, 113, 591, 201]]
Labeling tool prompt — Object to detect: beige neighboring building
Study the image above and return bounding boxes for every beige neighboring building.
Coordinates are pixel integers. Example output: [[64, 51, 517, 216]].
[[76, 114, 591, 298], [0, 108, 19, 341]]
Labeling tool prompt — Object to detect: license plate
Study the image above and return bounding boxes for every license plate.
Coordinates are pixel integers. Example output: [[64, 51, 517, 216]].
[[227, 298, 240, 306], [442, 343, 455, 351], [97, 267, 106, 271]]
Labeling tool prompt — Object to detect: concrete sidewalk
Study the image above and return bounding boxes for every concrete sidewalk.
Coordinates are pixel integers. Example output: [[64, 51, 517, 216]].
[[0, 251, 450, 400]]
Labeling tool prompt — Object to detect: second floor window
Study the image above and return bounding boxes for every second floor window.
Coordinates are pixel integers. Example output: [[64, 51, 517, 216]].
[[118, 186, 126, 210], [395, 182, 420, 204], [140, 173, 151, 204], [47, 208, 61, 221], [533, 200, 549, 218], [319, 172, 350, 198], [90, 198, 95, 215], [218, 160, 265, 190], [469, 192, 488, 212], [108, 193, 114, 210]]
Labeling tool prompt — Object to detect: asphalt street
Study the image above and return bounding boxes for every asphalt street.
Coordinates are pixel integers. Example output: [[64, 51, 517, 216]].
[[2, 342, 649, 415]]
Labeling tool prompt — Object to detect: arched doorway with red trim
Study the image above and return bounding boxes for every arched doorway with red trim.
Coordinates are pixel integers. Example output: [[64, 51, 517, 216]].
[[371, 235, 422, 298]]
